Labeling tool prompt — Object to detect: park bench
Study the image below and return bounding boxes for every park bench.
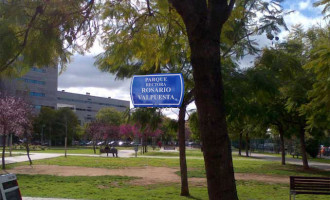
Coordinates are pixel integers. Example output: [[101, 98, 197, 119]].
[[100, 147, 118, 157], [290, 151, 300, 158], [290, 176, 330, 200], [163, 146, 176, 150]]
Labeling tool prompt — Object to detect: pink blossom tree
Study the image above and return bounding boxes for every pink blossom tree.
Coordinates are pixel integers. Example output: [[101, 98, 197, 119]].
[[119, 124, 142, 140], [85, 121, 103, 154], [101, 124, 119, 145], [120, 123, 163, 153], [16, 120, 34, 165], [0, 95, 33, 169]]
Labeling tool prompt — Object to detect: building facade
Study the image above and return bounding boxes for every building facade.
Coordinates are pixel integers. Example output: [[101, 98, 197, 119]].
[[0, 66, 130, 124], [0, 67, 58, 109], [57, 91, 129, 124]]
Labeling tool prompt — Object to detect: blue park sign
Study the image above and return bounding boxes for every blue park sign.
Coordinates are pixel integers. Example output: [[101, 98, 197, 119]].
[[130, 74, 184, 107]]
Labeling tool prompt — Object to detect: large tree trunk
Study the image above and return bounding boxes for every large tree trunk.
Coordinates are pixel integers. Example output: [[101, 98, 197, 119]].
[[178, 104, 189, 196], [188, 26, 238, 200], [299, 125, 309, 169], [26, 139, 32, 165], [169, 1, 237, 199], [9, 133, 12, 157], [278, 125, 285, 165], [245, 132, 249, 157], [238, 131, 242, 156], [141, 136, 145, 154], [144, 134, 148, 153], [2, 135, 6, 170], [93, 140, 96, 154]]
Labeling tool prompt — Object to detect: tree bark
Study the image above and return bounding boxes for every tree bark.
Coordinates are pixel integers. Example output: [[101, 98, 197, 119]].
[[245, 132, 249, 157], [278, 125, 285, 165], [93, 140, 96, 154], [26, 138, 32, 165], [299, 125, 309, 169], [238, 131, 242, 156], [2, 135, 6, 169], [187, 24, 238, 200], [168, 1, 238, 199], [9, 133, 12, 157], [178, 104, 189, 196], [145, 134, 148, 153]]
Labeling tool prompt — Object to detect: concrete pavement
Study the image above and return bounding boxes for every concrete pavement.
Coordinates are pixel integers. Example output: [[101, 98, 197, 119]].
[[4, 153, 62, 165], [249, 152, 330, 171]]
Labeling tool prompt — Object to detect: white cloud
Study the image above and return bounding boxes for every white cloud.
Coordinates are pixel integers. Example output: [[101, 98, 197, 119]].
[[299, 0, 311, 10], [284, 10, 324, 29]]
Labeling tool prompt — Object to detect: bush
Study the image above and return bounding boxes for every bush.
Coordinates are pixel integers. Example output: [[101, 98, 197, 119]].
[[306, 139, 319, 158]]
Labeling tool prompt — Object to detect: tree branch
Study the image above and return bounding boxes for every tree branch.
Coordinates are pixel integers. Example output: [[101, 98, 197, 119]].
[[1, 5, 44, 72]]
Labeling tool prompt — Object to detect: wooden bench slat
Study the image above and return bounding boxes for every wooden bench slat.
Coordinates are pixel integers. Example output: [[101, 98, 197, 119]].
[[291, 176, 330, 180], [293, 187, 330, 191], [294, 182, 330, 185], [295, 191, 330, 195], [290, 176, 330, 197], [294, 181, 330, 184], [294, 184, 330, 189]]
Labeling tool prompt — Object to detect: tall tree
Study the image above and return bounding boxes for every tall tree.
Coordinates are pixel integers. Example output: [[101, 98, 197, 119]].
[[188, 111, 200, 143], [33, 107, 56, 146], [167, 0, 288, 197], [255, 42, 313, 169], [300, 26, 330, 131], [0, 95, 32, 169], [86, 121, 103, 154], [54, 107, 79, 156], [130, 108, 162, 153], [96, 1, 287, 198]]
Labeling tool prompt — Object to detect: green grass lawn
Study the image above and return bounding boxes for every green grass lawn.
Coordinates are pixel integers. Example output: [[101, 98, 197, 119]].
[[143, 149, 203, 157], [184, 158, 330, 178], [6, 153, 329, 200], [8, 156, 203, 170], [17, 174, 329, 200], [8, 155, 330, 178]]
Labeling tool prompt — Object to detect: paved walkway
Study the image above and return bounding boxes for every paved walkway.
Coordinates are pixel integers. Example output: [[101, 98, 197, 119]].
[[249, 152, 330, 171], [5, 153, 62, 165]]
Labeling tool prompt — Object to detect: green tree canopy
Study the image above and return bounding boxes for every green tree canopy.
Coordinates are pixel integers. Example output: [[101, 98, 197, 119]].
[[95, 107, 123, 126], [0, 0, 98, 74]]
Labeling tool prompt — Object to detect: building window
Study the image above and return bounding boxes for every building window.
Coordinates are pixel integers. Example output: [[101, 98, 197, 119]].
[[34, 105, 42, 109], [29, 92, 45, 97], [17, 78, 45, 85], [57, 97, 127, 108], [31, 67, 46, 73]]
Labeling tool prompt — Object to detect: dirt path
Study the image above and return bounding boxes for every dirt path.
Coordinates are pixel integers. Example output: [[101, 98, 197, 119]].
[[7, 165, 289, 185]]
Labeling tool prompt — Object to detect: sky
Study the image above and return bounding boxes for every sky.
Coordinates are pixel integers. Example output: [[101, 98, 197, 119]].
[[58, 0, 327, 120]]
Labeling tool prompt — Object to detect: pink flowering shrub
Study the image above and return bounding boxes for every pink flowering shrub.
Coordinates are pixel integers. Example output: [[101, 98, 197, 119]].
[[0, 95, 33, 169]]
